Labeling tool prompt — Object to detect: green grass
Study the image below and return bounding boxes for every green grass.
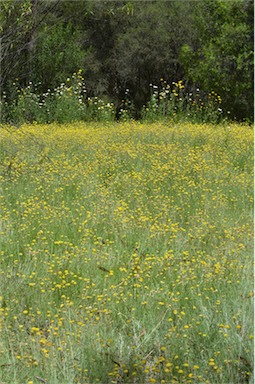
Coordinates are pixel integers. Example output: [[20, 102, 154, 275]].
[[0, 121, 253, 384]]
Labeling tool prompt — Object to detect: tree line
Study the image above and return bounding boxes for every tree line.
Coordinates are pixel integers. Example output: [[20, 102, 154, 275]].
[[0, 0, 254, 122]]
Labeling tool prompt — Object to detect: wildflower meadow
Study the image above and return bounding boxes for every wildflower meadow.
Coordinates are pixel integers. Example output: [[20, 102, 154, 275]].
[[0, 121, 253, 384]]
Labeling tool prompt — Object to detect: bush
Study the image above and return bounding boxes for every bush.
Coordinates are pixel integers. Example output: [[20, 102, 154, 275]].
[[141, 79, 227, 123], [1, 75, 230, 125], [2, 71, 117, 124]]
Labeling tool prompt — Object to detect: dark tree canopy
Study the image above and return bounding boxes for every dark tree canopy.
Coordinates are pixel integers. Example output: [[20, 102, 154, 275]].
[[0, 0, 254, 120]]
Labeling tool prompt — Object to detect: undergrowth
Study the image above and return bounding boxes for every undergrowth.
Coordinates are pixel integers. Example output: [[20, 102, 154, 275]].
[[1, 73, 229, 124]]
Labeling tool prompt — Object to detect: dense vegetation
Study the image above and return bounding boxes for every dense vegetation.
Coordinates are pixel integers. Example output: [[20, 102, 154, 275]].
[[1, 2, 253, 383], [0, 122, 253, 383], [0, 0, 254, 123]]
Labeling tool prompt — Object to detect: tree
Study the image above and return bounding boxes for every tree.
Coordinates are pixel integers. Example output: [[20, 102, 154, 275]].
[[1, 0, 253, 121], [32, 21, 85, 92], [179, 0, 254, 120], [77, 1, 199, 115], [0, 1, 62, 91], [111, 1, 198, 114]]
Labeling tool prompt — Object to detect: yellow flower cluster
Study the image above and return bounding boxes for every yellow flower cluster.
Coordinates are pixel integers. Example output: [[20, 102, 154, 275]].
[[0, 121, 253, 383]]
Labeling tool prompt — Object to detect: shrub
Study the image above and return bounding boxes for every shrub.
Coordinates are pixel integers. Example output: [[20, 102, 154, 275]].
[[141, 79, 227, 123], [2, 71, 116, 124], [1, 75, 230, 125]]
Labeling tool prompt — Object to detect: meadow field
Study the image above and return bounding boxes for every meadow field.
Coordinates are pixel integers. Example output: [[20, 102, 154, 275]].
[[0, 122, 253, 384]]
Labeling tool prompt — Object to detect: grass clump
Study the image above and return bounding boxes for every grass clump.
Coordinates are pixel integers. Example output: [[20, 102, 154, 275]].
[[0, 121, 253, 383]]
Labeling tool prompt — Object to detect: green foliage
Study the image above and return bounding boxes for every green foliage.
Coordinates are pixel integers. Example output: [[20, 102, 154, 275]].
[[1, 76, 227, 125], [1, 1, 52, 90], [180, 0, 254, 120], [141, 80, 225, 123], [32, 23, 85, 92], [111, 1, 197, 113], [2, 72, 116, 124], [10, 83, 47, 124], [1, 0, 253, 121]]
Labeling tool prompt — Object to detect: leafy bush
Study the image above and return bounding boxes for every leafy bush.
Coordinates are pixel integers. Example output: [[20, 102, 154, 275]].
[[142, 79, 227, 123], [1, 71, 117, 124], [1, 75, 230, 125]]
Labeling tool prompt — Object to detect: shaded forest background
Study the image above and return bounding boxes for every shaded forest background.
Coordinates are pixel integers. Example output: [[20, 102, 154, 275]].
[[0, 0, 254, 121]]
